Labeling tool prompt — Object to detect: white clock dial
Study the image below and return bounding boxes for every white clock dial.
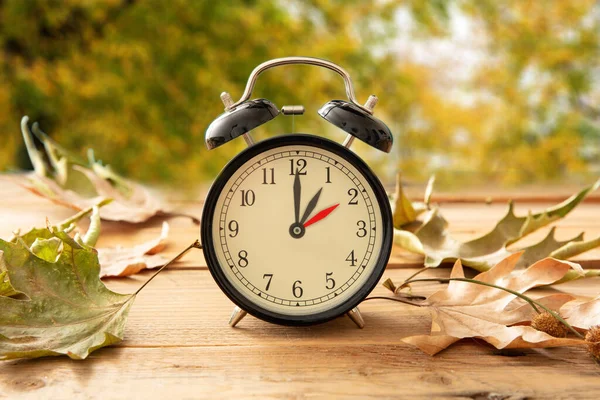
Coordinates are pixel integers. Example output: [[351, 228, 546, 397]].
[[209, 142, 385, 317]]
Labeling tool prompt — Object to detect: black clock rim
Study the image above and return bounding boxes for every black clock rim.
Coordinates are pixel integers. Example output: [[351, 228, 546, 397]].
[[201, 134, 393, 326]]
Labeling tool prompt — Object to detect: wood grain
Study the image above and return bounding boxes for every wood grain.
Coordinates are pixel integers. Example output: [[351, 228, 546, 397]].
[[1, 179, 600, 399]]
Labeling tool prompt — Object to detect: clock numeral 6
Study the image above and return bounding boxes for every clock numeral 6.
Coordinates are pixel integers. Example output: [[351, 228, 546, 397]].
[[228, 220, 239, 237], [356, 220, 367, 237], [347, 188, 359, 205], [289, 158, 307, 175], [325, 272, 336, 290], [346, 250, 357, 267], [240, 190, 255, 207], [292, 280, 303, 298], [237, 250, 249, 268], [263, 274, 273, 291]]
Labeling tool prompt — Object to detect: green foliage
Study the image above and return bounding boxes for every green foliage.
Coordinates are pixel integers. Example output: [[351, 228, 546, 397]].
[[0, 0, 598, 187], [0, 226, 133, 360]]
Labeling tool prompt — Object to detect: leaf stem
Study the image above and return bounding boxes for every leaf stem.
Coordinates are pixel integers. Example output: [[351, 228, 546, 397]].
[[55, 199, 113, 230], [404, 277, 584, 339], [133, 239, 202, 296], [363, 296, 425, 307], [397, 267, 430, 291]]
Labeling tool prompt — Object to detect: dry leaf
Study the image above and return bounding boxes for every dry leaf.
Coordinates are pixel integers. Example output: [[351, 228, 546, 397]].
[[390, 174, 433, 228], [564, 296, 600, 330], [400, 254, 589, 355], [0, 228, 134, 360], [98, 222, 170, 277], [17, 116, 198, 224], [8, 202, 169, 279], [394, 178, 600, 275]]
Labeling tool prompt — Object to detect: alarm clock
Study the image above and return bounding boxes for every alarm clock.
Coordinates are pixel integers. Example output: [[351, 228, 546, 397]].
[[201, 57, 393, 328]]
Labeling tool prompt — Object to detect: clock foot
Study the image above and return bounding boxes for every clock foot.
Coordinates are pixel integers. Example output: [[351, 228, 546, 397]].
[[229, 306, 248, 327], [346, 307, 365, 329]]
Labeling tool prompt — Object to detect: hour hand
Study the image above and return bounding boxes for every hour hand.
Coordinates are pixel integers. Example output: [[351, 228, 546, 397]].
[[299, 188, 323, 225]]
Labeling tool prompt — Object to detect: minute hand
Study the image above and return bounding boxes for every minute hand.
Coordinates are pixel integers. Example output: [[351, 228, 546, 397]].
[[293, 172, 301, 223], [299, 188, 323, 225]]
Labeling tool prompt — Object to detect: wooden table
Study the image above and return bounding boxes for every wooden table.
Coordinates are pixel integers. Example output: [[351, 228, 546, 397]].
[[1, 182, 600, 399]]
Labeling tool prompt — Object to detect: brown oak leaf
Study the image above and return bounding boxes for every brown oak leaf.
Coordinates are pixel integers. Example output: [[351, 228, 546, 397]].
[[401, 254, 587, 355]]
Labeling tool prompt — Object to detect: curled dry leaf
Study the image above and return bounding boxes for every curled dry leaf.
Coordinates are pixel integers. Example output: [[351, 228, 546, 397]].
[[393, 178, 600, 277], [16, 116, 198, 224], [400, 254, 588, 355], [98, 222, 170, 277], [564, 296, 600, 330], [0, 228, 134, 360], [390, 174, 433, 228]]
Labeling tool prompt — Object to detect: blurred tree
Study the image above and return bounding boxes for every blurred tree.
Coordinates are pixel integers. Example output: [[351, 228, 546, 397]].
[[395, 0, 600, 186], [0, 0, 403, 187], [0, 0, 598, 189]]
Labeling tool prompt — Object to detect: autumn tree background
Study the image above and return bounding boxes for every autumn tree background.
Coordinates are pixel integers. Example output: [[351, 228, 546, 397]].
[[0, 0, 598, 190]]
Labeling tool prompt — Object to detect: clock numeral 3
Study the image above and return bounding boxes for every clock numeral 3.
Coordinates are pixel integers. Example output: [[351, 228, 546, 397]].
[[347, 188, 359, 205], [240, 190, 255, 206], [356, 220, 367, 237], [345, 250, 357, 267], [263, 274, 273, 291], [228, 220, 239, 237], [289, 158, 307, 175], [237, 250, 249, 268], [325, 272, 336, 289], [262, 168, 275, 185], [292, 280, 303, 298]]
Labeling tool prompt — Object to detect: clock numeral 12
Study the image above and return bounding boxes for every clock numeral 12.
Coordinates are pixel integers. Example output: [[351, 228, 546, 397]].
[[289, 158, 307, 175], [262, 168, 275, 185], [240, 190, 255, 206]]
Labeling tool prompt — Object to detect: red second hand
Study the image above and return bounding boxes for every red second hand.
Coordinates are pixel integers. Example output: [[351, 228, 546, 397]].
[[303, 204, 340, 228]]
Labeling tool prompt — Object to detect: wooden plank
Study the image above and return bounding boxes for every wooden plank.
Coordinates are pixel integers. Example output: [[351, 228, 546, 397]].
[[1, 174, 600, 399], [2, 181, 600, 269], [1, 268, 599, 399]]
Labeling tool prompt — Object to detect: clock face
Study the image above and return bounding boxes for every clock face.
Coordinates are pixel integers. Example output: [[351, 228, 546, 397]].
[[201, 135, 392, 325]]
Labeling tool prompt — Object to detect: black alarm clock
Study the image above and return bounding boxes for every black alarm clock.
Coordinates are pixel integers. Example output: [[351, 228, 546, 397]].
[[201, 57, 393, 328]]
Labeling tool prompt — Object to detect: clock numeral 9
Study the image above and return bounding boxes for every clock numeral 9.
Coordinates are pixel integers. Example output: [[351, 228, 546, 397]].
[[325, 272, 336, 290], [292, 280, 303, 298], [356, 220, 367, 237], [345, 250, 357, 267], [347, 188, 359, 205], [237, 250, 249, 268], [228, 220, 239, 237], [262, 168, 275, 185], [263, 274, 273, 291], [289, 158, 307, 175], [240, 190, 255, 207]]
